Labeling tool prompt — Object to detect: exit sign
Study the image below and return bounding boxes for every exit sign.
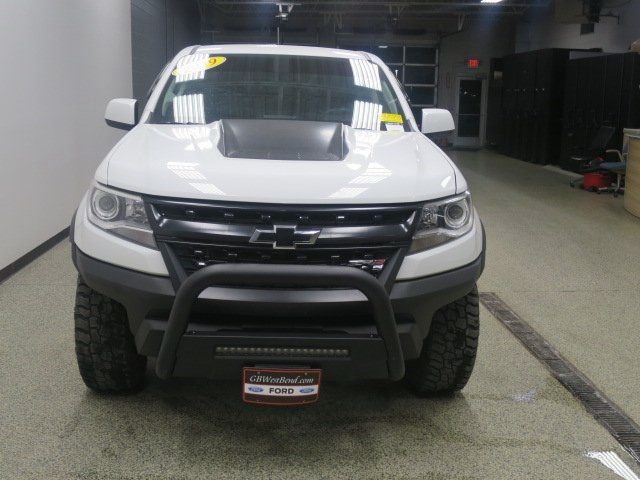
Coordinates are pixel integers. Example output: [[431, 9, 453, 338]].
[[467, 58, 480, 69]]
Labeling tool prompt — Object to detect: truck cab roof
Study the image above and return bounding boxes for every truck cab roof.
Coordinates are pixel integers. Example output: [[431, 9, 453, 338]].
[[191, 44, 373, 60]]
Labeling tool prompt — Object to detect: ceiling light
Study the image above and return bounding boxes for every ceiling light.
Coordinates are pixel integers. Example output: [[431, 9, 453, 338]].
[[481, 0, 504, 3]]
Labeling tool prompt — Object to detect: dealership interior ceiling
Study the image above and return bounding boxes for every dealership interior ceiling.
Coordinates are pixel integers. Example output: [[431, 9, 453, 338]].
[[200, 0, 549, 20], [197, 0, 549, 37]]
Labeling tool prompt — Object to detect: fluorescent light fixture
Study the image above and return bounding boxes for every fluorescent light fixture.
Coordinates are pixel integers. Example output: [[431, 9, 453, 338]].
[[172, 94, 205, 124], [166, 162, 206, 180], [349, 59, 382, 91], [585, 451, 639, 480], [174, 53, 209, 83], [189, 183, 226, 195], [328, 187, 368, 199], [351, 100, 382, 131], [481, 0, 504, 3], [349, 162, 392, 185]]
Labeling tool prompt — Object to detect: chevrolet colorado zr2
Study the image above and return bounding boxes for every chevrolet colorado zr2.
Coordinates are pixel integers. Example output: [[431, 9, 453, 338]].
[[71, 44, 484, 404]]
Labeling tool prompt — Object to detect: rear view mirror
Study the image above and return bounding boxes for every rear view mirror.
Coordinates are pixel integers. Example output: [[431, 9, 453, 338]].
[[421, 108, 455, 135], [105, 98, 138, 130]]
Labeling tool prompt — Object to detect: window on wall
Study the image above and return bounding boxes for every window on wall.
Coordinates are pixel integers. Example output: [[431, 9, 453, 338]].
[[338, 43, 438, 126]]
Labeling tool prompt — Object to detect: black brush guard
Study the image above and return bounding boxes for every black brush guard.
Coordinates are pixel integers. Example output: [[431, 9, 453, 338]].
[[154, 263, 405, 381]]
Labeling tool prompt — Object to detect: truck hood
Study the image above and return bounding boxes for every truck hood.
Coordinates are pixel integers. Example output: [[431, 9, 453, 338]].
[[99, 123, 459, 204]]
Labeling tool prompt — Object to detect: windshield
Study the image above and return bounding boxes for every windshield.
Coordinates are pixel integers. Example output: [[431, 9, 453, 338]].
[[150, 53, 408, 131]]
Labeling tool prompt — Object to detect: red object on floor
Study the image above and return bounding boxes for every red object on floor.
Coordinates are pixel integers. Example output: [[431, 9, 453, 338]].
[[582, 172, 610, 191]]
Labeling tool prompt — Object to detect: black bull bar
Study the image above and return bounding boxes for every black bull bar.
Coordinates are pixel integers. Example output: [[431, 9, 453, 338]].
[[154, 263, 405, 381]]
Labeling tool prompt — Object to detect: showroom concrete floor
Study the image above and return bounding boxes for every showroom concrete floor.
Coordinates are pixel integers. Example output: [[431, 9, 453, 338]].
[[454, 149, 640, 423], [2, 150, 640, 479]]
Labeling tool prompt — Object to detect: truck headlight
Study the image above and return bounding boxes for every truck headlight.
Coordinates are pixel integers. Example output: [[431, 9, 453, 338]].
[[87, 183, 156, 249], [409, 192, 473, 253]]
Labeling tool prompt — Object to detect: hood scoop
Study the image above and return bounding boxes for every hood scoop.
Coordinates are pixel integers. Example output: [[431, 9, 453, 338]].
[[218, 119, 346, 161]]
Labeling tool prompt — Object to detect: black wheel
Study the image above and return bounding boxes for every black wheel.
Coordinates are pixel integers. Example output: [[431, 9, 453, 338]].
[[406, 286, 479, 395], [74, 276, 147, 393]]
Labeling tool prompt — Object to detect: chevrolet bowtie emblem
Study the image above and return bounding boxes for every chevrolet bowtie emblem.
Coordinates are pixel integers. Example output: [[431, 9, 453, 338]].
[[249, 225, 321, 249]]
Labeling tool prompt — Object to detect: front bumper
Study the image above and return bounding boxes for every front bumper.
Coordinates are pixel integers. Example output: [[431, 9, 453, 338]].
[[72, 240, 484, 381]]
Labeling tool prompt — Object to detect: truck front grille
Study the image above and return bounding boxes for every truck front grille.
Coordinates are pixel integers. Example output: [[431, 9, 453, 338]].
[[144, 197, 419, 280], [168, 242, 396, 277], [151, 202, 414, 227]]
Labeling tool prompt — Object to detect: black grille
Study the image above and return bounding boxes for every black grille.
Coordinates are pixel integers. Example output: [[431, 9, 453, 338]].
[[145, 197, 418, 279], [169, 242, 396, 277], [151, 201, 416, 227]]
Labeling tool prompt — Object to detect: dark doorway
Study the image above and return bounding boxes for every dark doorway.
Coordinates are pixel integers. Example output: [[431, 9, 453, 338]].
[[457, 79, 482, 137]]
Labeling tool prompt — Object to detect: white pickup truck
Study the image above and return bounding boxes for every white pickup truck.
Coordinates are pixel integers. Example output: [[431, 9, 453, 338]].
[[71, 44, 484, 405]]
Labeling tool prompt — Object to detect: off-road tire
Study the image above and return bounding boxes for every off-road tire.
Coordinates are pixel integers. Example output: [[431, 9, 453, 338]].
[[74, 276, 147, 393], [406, 286, 479, 395]]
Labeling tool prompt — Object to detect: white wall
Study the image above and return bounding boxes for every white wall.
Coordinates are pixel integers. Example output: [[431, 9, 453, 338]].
[[516, 0, 640, 53], [0, 0, 132, 271]]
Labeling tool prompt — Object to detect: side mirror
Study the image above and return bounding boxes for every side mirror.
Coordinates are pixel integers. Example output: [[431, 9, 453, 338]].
[[105, 98, 138, 130], [420, 108, 455, 135]]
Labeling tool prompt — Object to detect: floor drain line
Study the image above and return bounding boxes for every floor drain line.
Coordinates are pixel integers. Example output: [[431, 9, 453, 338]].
[[480, 292, 640, 465]]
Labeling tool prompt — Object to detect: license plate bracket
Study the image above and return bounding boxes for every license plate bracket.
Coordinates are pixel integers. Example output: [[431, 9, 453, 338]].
[[242, 366, 322, 406]]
